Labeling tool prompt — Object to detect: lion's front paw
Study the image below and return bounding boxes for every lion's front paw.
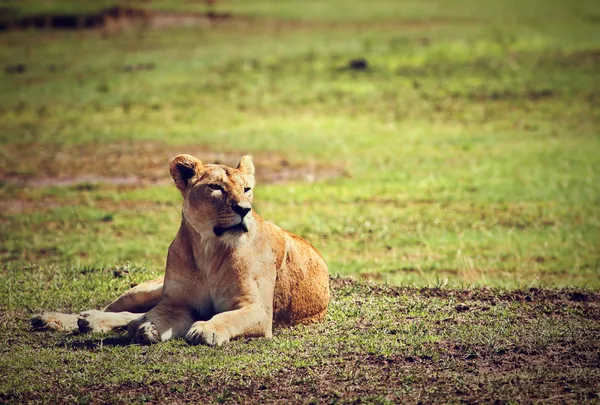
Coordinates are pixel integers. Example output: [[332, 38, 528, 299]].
[[31, 312, 79, 332], [185, 322, 230, 346], [77, 310, 111, 333], [127, 316, 161, 344]]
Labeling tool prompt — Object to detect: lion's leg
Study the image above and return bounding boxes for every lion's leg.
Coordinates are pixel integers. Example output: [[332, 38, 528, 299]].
[[30, 277, 164, 333], [76, 277, 164, 333], [102, 277, 164, 312], [185, 303, 271, 346], [30, 312, 79, 332], [77, 310, 145, 333], [128, 300, 194, 344]]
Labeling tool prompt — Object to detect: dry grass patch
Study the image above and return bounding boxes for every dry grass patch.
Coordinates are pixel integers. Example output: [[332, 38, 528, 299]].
[[1, 140, 346, 189]]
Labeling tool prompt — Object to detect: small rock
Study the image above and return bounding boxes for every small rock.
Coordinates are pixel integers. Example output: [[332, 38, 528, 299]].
[[348, 58, 368, 70], [455, 303, 470, 312]]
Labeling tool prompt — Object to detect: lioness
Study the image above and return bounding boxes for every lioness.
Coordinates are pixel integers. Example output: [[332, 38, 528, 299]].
[[31, 154, 330, 345]]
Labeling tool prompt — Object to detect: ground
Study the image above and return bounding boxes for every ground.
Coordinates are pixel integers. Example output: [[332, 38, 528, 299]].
[[2, 278, 599, 403], [0, 0, 599, 403]]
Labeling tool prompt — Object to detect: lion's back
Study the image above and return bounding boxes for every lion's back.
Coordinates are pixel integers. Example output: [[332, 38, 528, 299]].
[[269, 224, 330, 326]]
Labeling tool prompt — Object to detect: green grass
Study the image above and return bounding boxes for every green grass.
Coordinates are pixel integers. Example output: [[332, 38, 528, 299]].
[[1, 18, 598, 287], [1, 0, 599, 402], [2, 0, 599, 24]]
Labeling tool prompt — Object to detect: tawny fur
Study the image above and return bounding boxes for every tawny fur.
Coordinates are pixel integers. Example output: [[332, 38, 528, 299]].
[[31, 154, 330, 346]]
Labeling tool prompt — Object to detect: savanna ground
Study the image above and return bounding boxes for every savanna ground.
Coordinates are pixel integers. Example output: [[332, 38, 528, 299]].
[[1, 0, 599, 403]]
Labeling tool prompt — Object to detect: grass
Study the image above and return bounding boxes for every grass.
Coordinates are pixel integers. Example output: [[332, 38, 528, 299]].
[[2, 278, 599, 403], [1, 0, 599, 403]]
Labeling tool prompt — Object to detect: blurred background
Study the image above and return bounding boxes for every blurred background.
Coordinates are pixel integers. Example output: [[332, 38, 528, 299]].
[[1, 0, 599, 293]]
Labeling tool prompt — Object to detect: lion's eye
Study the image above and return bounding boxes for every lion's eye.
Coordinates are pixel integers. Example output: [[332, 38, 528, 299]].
[[244, 187, 252, 193], [208, 184, 224, 191]]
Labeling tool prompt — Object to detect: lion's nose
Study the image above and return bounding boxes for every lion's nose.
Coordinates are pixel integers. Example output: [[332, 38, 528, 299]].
[[232, 202, 251, 218]]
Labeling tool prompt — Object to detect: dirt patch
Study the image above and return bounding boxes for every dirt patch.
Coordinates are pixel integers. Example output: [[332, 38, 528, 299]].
[[0, 198, 63, 215], [330, 277, 600, 304], [0, 192, 176, 215], [0, 140, 347, 214], [0, 141, 346, 189], [0, 6, 235, 33], [8, 356, 597, 404], [0, 5, 467, 35]]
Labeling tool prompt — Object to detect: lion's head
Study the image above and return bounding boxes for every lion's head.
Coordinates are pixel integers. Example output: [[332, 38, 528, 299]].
[[169, 154, 256, 238]]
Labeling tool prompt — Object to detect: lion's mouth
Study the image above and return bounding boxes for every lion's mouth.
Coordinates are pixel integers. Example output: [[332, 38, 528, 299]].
[[213, 220, 249, 237]]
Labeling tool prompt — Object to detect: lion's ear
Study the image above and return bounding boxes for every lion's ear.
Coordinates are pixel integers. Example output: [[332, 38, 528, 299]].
[[237, 155, 255, 176], [170, 154, 203, 191]]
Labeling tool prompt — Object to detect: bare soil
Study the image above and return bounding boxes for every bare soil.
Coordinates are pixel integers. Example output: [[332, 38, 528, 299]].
[[0, 141, 346, 186], [0, 141, 347, 213]]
